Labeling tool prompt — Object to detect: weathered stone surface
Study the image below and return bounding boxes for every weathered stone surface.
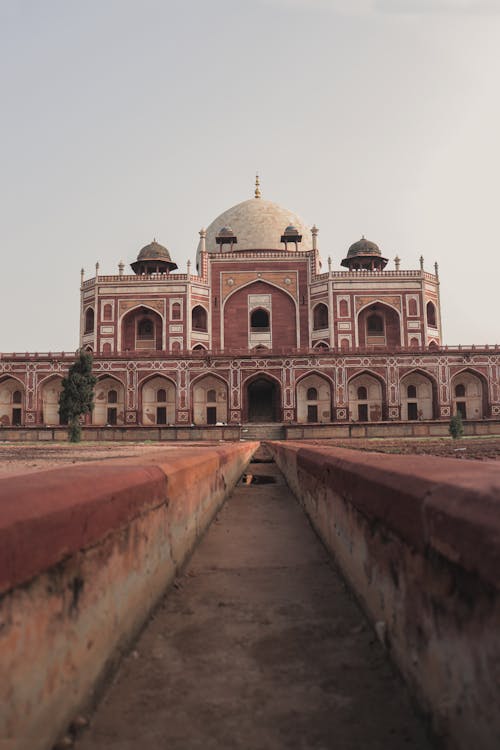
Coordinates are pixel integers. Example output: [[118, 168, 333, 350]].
[[268, 441, 500, 750]]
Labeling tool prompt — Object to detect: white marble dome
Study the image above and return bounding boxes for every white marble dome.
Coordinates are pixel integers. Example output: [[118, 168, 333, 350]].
[[197, 197, 313, 263]]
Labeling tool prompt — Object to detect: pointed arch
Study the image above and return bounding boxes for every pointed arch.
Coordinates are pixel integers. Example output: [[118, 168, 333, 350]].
[[84, 307, 95, 334], [140, 374, 176, 425], [119, 304, 164, 352], [357, 301, 401, 350], [347, 369, 387, 422], [0, 376, 26, 426], [192, 373, 228, 425], [93, 375, 126, 425], [296, 371, 333, 424], [40, 374, 65, 425], [399, 368, 438, 420], [450, 368, 488, 419]]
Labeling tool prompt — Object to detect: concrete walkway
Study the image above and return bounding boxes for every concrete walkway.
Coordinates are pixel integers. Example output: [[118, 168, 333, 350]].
[[76, 454, 432, 750]]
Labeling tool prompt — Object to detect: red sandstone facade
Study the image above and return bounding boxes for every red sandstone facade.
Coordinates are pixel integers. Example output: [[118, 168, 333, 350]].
[[0, 189, 499, 427]]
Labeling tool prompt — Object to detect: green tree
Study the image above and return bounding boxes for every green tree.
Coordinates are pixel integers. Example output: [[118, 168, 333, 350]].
[[449, 410, 464, 440], [59, 351, 97, 442]]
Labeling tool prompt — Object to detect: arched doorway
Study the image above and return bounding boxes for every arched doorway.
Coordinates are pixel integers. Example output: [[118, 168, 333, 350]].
[[246, 377, 280, 422]]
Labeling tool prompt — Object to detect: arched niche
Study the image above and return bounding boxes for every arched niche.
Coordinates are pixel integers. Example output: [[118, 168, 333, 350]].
[[0, 377, 25, 426], [141, 376, 175, 425], [296, 373, 332, 423], [348, 372, 385, 422], [400, 371, 437, 421], [93, 377, 125, 425], [244, 374, 282, 423], [450, 370, 487, 420], [357, 303, 401, 349], [192, 375, 228, 425], [40, 376, 64, 425], [121, 306, 163, 351]]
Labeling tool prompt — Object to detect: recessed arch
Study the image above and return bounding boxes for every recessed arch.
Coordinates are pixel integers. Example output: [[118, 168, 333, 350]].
[[222, 278, 299, 351], [93, 376, 125, 426], [243, 372, 282, 423], [222, 277, 297, 308], [40, 374, 65, 425], [140, 375, 176, 425], [192, 305, 208, 332], [250, 307, 270, 331], [192, 373, 228, 425], [296, 371, 332, 423], [357, 301, 401, 350], [450, 368, 488, 419], [400, 369, 438, 420], [313, 340, 329, 351], [312, 303, 328, 331], [119, 304, 165, 352], [84, 307, 95, 334], [347, 369, 387, 422], [0, 376, 26, 426], [426, 301, 437, 327]]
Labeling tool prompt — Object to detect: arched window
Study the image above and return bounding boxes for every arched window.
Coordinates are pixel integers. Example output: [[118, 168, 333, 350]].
[[172, 303, 181, 320], [193, 344, 206, 351], [157, 388, 167, 402], [340, 338, 350, 352], [84, 307, 95, 334], [427, 302, 437, 327], [306, 387, 318, 401], [102, 342, 112, 354], [171, 341, 181, 352], [313, 304, 328, 330], [12, 390, 22, 404], [192, 306, 208, 331], [207, 389, 217, 403], [357, 386, 367, 400], [339, 299, 349, 317], [407, 385, 417, 399], [137, 318, 154, 339], [250, 308, 270, 331], [455, 383, 466, 397], [410, 337, 419, 349], [103, 304, 113, 321], [408, 299, 418, 316], [108, 389, 118, 403], [367, 314, 384, 334]]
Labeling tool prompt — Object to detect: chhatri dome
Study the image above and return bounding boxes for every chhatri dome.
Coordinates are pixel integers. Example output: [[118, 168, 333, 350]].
[[131, 239, 178, 275], [197, 176, 313, 265]]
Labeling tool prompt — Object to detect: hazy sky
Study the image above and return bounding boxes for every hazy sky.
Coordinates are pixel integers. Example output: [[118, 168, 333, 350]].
[[1, 0, 499, 351]]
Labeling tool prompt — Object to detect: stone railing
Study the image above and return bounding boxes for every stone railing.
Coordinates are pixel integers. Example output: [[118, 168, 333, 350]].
[[1, 344, 498, 361]]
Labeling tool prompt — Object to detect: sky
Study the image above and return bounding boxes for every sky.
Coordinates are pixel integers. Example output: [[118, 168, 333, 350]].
[[1, 0, 499, 351]]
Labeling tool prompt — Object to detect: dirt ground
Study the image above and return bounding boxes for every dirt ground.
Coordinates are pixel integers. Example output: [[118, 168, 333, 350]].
[[0, 442, 222, 478], [305, 435, 500, 461], [0, 435, 499, 479]]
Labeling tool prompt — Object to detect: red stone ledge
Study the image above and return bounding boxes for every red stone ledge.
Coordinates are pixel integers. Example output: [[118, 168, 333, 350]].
[[0, 445, 254, 595], [269, 442, 500, 589]]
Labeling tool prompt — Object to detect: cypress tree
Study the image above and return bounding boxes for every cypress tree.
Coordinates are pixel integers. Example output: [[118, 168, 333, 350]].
[[59, 351, 97, 442]]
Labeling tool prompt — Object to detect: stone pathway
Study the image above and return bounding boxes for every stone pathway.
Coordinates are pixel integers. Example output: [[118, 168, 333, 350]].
[[76, 456, 432, 750]]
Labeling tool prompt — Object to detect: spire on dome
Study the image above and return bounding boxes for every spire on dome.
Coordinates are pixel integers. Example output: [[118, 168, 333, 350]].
[[254, 173, 261, 199]]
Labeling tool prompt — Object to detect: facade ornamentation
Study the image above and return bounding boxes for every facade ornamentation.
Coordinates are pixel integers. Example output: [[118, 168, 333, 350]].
[[0, 186, 499, 427]]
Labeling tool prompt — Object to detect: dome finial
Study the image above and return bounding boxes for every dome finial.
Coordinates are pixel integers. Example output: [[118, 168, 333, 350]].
[[254, 173, 261, 199]]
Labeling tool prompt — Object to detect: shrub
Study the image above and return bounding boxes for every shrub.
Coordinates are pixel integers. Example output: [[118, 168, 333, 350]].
[[449, 411, 464, 440]]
